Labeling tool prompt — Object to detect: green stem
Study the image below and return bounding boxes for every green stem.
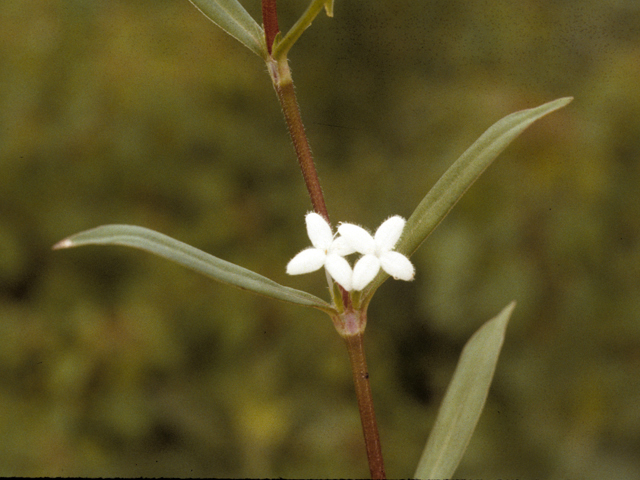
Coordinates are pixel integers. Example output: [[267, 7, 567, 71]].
[[342, 321, 386, 479], [272, 0, 329, 60]]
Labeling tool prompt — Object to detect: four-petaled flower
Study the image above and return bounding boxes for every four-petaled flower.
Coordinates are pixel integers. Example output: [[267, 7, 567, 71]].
[[287, 213, 415, 292], [338, 216, 415, 291], [286, 212, 356, 290]]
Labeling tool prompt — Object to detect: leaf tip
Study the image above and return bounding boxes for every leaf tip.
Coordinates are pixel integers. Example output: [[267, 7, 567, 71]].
[[52, 238, 73, 250], [499, 300, 517, 325], [324, 0, 334, 17], [559, 96, 574, 106]]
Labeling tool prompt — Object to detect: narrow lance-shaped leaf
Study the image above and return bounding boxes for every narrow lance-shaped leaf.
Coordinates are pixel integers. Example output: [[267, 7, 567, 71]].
[[53, 225, 335, 314], [362, 97, 572, 301], [188, 0, 266, 57], [414, 301, 515, 480]]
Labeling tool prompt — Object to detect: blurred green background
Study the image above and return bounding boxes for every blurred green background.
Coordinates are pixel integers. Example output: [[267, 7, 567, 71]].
[[1, 0, 640, 477]]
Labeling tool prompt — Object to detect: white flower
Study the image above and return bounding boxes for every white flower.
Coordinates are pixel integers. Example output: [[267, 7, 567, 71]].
[[286, 212, 356, 290], [338, 216, 415, 291]]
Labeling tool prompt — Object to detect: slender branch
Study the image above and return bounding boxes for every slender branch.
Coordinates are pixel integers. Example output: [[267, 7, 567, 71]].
[[262, 3, 349, 302], [268, 57, 330, 223], [261, 7, 376, 475], [272, 0, 329, 60], [262, 0, 326, 217], [261, 0, 279, 55], [343, 326, 386, 479]]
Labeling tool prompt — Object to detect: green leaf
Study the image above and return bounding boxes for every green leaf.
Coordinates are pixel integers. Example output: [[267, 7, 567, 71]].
[[324, 0, 334, 17], [188, 0, 267, 57], [361, 97, 572, 302], [413, 302, 515, 480], [53, 225, 335, 313]]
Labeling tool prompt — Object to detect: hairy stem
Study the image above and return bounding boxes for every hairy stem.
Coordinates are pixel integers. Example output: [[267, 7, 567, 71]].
[[344, 327, 386, 479], [268, 57, 330, 223], [261, 0, 279, 54], [263, 4, 378, 476]]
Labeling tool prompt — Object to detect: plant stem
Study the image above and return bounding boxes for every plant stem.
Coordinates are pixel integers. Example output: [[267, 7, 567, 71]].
[[343, 326, 386, 479], [268, 57, 350, 304], [267, 56, 330, 223], [262, 0, 329, 222], [272, 0, 330, 60], [262, 4, 379, 476], [261, 0, 279, 54]]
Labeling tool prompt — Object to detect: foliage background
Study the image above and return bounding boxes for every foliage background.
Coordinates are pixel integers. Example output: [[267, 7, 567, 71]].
[[1, 0, 640, 477]]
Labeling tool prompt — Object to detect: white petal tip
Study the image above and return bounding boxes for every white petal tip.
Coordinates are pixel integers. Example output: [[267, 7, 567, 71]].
[[375, 216, 407, 250], [286, 249, 326, 275], [380, 251, 415, 281], [306, 212, 333, 250], [337, 223, 375, 253], [393, 272, 415, 281], [285, 266, 302, 276], [325, 255, 353, 291], [351, 255, 381, 291]]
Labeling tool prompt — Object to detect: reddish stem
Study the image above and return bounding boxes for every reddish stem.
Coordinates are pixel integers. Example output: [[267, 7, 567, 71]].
[[269, 58, 330, 223], [344, 329, 386, 479], [261, 0, 279, 54], [262, 5, 379, 476]]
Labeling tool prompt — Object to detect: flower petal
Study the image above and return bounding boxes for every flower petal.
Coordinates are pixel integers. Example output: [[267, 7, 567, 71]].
[[337, 223, 375, 254], [379, 251, 415, 281], [306, 212, 333, 250], [325, 253, 353, 291], [330, 236, 357, 256], [374, 216, 405, 251], [286, 248, 326, 275], [351, 254, 381, 291]]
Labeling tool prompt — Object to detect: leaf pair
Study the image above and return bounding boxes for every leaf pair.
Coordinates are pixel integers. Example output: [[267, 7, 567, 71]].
[[54, 97, 572, 314], [52, 97, 568, 478], [52, 65, 571, 480], [187, 0, 334, 59], [52, 224, 515, 478]]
